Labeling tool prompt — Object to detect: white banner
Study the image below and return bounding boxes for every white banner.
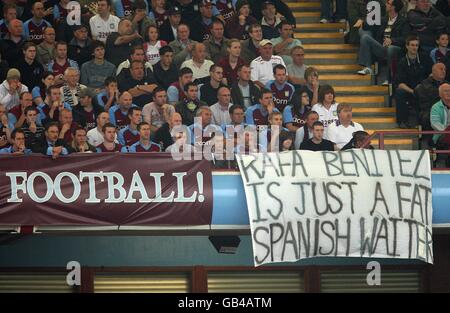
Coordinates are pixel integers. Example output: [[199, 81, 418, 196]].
[[236, 150, 433, 266]]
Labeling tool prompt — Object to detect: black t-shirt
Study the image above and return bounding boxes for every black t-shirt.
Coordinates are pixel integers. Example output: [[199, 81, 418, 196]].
[[105, 33, 143, 66], [200, 81, 226, 106], [153, 122, 173, 151], [117, 69, 157, 107], [300, 138, 335, 152], [153, 61, 178, 90]]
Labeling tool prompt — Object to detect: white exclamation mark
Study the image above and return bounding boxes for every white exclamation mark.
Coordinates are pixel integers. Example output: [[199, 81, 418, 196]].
[[197, 172, 204, 202]]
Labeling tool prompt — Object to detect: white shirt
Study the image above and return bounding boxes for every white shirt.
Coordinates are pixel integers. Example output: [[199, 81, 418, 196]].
[[180, 59, 215, 80], [89, 14, 120, 42], [210, 102, 232, 126], [250, 55, 286, 86], [87, 127, 118, 146], [311, 102, 339, 129], [144, 41, 165, 65], [326, 120, 364, 149]]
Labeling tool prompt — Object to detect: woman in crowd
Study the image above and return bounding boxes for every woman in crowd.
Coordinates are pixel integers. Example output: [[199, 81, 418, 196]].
[[31, 71, 55, 106]]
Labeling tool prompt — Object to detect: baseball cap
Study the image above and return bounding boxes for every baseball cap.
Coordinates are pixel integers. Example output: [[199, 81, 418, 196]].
[[259, 39, 273, 46], [168, 6, 181, 15]]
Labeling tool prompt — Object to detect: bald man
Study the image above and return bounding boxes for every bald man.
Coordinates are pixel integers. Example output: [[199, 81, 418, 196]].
[[153, 112, 187, 151], [180, 43, 214, 81], [36, 27, 56, 67]]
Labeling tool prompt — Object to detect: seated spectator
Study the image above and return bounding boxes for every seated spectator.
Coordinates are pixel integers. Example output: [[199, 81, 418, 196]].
[[68, 126, 97, 153], [53, 0, 70, 25], [180, 43, 214, 81], [23, 2, 52, 44], [89, 0, 120, 43], [430, 32, 450, 80], [142, 87, 175, 132], [118, 107, 142, 147], [169, 23, 198, 68], [38, 84, 72, 124], [97, 76, 119, 111], [127, 0, 155, 38], [200, 64, 226, 106], [36, 27, 56, 68], [114, 0, 147, 18], [326, 103, 364, 149], [58, 108, 79, 144], [8, 91, 40, 130], [80, 40, 116, 90], [210, 86, 232, 126], [217, 39, 246, 86], [230, 64, 261, 109], [250, 39, 286, 88], [153, 112, 184, 150], [167, 67, 193, 104], [13, 42, 44, 92], [436, 0, 450, 17], [143, 25, 168, 65], [117, 60, 158, 107], [0, 54, 9, 84], [109, 91, 137, 129], [320, 0, 346, 24], [278, 130, 295, 152], [87, 111, 113, 147], [175, 82, 207, 125], [341, 130, 374, 150], [265, 64, 295, 112], [295, 110, 319, 149], [127, 121, 162, 152], [311, 84, 339, 130], [294, 66, 321, 107], [105, 19, 144, 67], [395, 35, 432, 128], [188, 105, 222, 147], [287, 46, 307, 86], [31, 121, 70, 157], [357, 0, 409, 84], [158, 6, 181, 43], [190, 0, 215, 43], [300, 121, 337, 151], [165, 130, 195, 157], [214, 0, 237, 25], [0, 68, 29, 111], [415, 62, 447, 130], [346, 0, 378, 44], [73, 88, 104, 130], [61, 67, 86, 108], [0, 19, 26, 67], [68, 24, 93, 67], [407, 0, 446, 53], [235, 130, 264, 154], [272, 21, 302, 65], [32, 71, 54, 106], [48, 41, 79, 87], [204, 18, 229, 64], [96, 122, 123, 152], [430, 83, 450, 158], [148, 0, 169, 28], [283, 89, 311, 132], [0, 4, 17, 39], [243, 0, 296, 25], [116, 45, 154, 76], [0, 104, 10, 149], [223, 104, 247, 134], [0, 129, 32, 155], [266, 111, 288, 151], [153, 46, 178, 89], [260, 0, 281, 40], [226, 0, 257, 40], [245, 88, 279, 126], [240, 23, 262, 64]]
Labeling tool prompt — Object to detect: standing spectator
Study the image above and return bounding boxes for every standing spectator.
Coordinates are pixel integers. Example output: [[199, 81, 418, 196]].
[[264, 64, 294, 112], [226, 0, 257, 40], [80, 40, 117, 90], [48, 41, 79, 87], [127, 121, 162, 152], [287, 46, 307, 86], [97, 76, 119, 111], [96, 122, 123, 152], [0, 129, 32, 155], [148, 0, 169, 28], [73, 88, 104, 130], [32, 72, 54, 107], [87, 112, 113, 147], [68, 24, 93, 67], [142, 86, 175, 132], [13, 42, 44, 91], [60, 67, 86, 107], [31, 122, 70, 157], [89, 0, 121, 43], [128, 0, 155, 38], [190, 0, 215, 43], [210, 86, 232, 126], [299, 121, 337, 151], [21, 106, 45, 149], [53, 0, 70, 25], [238, 0, 295, 25], [153, 111, 183, 150], [116, 45, 154, 76], [167, 67, 193, 104], [143, 25, 168, 65], [158, 6, 181, 43], [260, 0, 281, 40], [320, 0, 346, 24], [23, 2, 51, 44], [283, 90, 311, 132], [153, 46, 178, 89], [240, 23, 262, 64], [311, 84, 339, 130], [272, 21, 302, 65], [250, 39, 286, 88], [105, 19, 144, 66], [430, 83, 450, 157], [169, 23, 198, 68], [0, 4, 16, 39], [114, 0, 149, 18], [118, 107, 142, 147], [68, 126, 97, 153], [294, 110, 319, 149], [217, 39, 246, 86], [326, 103, 364, 149], [180, 43, 214, 81], [0, 68, 29, 111], [36, 27, 56, 68], [200, 64, 226, 106], [230, 64, 260, 109], [245, 88, 279, 126], [175, 82, 207, 125], [215, 0, 237, 25], [109, 91, 137, 128], [395, 35, 432, 128], [0, 19, 26, 67], [203, 19, 229, 64]]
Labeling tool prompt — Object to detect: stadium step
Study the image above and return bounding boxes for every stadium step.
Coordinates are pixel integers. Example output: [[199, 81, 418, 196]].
[[352, 107, 395, 116], [296, 23, 346, 32], [305, 53, 357, 65], [303, 44, 358, 53], [294, 12, 321, 23], [334, 86, 389, 95], [294, 32, 345, 44], [309, 64, 364, 74], [319, 74, 372, 86], [335, 96, 386, 108], [288, 2, 321, 11]]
